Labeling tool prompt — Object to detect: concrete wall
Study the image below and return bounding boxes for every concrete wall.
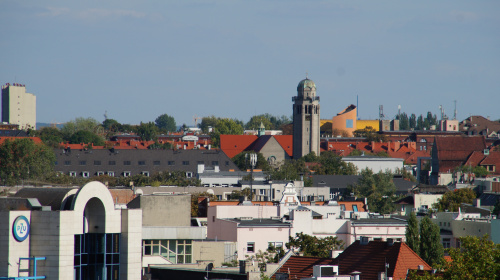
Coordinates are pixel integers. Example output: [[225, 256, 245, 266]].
[[259, 137, 291, 165], [129, 194, 191, 227], [0, 211, 31, 278], [236, 226, 290, 260], [413, 194, 442, 210], [192, 240, 234, 267], [120, 209, 142, 280], [350, 224, 406, 245]]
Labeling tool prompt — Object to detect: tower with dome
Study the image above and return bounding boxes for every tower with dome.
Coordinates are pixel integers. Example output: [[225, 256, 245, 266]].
[[292, 77, 320, 158]]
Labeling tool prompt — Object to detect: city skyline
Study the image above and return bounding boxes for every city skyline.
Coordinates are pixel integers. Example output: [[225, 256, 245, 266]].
[[1, 1, 499, 126]]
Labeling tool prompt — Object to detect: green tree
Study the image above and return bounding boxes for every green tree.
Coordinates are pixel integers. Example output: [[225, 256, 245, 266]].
[[350, 169, 397, 214], [232, 152, 270, 171], [61, 117, 102, 140], [0, 139, 56, 186], [68, 130, 105, 146], [268, 159, 308, 181], [473, 166, 489, 178], [406, 212, 420, 255], [102, 118, 121, 131], [397, 112, 409, 130], [302, 152, 319, 163], [434, 188, 476, 212], [229, 188, 254, 201], [286, 232, 343, 258], [155, 114, 177, 132], [353, 126, 386, 142], [246, 114, 275, 130], [311, 151, 358, 175], [409, 114, 417, 129], [442, 235, 500, 280], [136, 122, 158, 141], [210, 118, 244, 148], [200, 116, 219, 133], [38, 127, 64, 148], [419, 216, 444, 266]]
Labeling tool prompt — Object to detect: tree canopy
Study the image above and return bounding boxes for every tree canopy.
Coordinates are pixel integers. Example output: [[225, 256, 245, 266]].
[[61, 117, 102, 139], [232, 152, 270, 171], [286, 232, 343, 258], [405, 212, 420, 256], [0, 138, 56, 186], [155, 114, 177, 132], [309, 151, 358, 175], [434, 188, 476, 212], [210, 118, 244, 148], [441, 235, 500, 279], [419, 216, 444, 266], [349, 169, 397, 214], [68, 130, 105, 146], [136, 122, 159, 141]]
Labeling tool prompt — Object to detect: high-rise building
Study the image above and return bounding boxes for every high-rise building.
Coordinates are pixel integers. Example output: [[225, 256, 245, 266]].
[[1, 83, 36, 129], [292, 78, 320, 158]]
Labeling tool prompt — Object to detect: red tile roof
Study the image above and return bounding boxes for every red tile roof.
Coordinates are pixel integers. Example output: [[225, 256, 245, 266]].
[[273, 135, 293, 157], [274, 241, 431, 280], [272, 256, 335, 279], [336, 241, 431, 280], [220, 135, 258, 158]]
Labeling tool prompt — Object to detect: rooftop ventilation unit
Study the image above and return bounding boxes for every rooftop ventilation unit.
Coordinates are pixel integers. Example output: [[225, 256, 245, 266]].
[[313, 265, 338, 277]]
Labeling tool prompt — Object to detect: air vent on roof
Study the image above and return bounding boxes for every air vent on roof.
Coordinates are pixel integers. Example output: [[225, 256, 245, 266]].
[[360, 236, 369, 245], [484, 149, 490, 155]]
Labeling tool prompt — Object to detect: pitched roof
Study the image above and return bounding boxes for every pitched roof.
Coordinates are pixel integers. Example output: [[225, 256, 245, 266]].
[[272, 256, 335, 279], [335, 241, 431, 280], [219, 135, 258, 158], [273, 135, 293, 157]]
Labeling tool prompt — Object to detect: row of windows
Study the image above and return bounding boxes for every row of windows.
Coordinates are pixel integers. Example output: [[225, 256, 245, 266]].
[[143, 239, 192, 264], [69, 171, 193, 178], [60, 160, 226, 166], [246, 241, 283, 253]]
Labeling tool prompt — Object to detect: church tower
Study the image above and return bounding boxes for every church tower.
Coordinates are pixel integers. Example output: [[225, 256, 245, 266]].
[[292, 77, 320, 159]]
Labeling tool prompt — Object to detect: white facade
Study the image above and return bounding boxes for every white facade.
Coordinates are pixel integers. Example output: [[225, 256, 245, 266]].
[[1, 83, 36, 129], [342, 156, 404, 174], [0, 182, 142, 280]]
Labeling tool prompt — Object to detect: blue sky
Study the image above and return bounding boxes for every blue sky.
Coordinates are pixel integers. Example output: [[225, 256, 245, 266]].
[[1, 0, 499, 126]]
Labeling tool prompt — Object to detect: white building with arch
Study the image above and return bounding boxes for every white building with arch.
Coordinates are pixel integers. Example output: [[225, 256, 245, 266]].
[[0, 181, 142, 280]]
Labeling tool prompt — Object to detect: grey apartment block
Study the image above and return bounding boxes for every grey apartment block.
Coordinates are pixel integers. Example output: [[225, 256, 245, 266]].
[[54, 148, 239, 178]]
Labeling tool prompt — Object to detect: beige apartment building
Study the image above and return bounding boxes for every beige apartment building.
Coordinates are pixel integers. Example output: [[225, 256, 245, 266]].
[[1, 83, 36, 129]]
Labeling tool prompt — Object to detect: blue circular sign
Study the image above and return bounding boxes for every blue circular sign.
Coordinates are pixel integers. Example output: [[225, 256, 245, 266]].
[[13, 216, 30, 242]]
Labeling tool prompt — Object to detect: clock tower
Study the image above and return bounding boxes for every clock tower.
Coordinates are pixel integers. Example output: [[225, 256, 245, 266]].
[[292, 77, 320, 159]]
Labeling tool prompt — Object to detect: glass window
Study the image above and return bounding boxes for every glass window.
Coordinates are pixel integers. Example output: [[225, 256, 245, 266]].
[[109, 161, 116, 165], [247, 242, 255, 253], [212, 161, 219, 166], [182, 161, 189, 165], [168, 161, 175, 165], [79, 160, 86, 166], [153, 161, 160, 165], [124, 161, 131, 165], [352, 205, 358, 212], [138, 160, 146, 165], [94, 160, 101, 165]]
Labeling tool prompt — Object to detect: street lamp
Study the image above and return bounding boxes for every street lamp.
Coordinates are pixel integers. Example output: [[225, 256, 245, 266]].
[[246, 153, 257, 201]]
